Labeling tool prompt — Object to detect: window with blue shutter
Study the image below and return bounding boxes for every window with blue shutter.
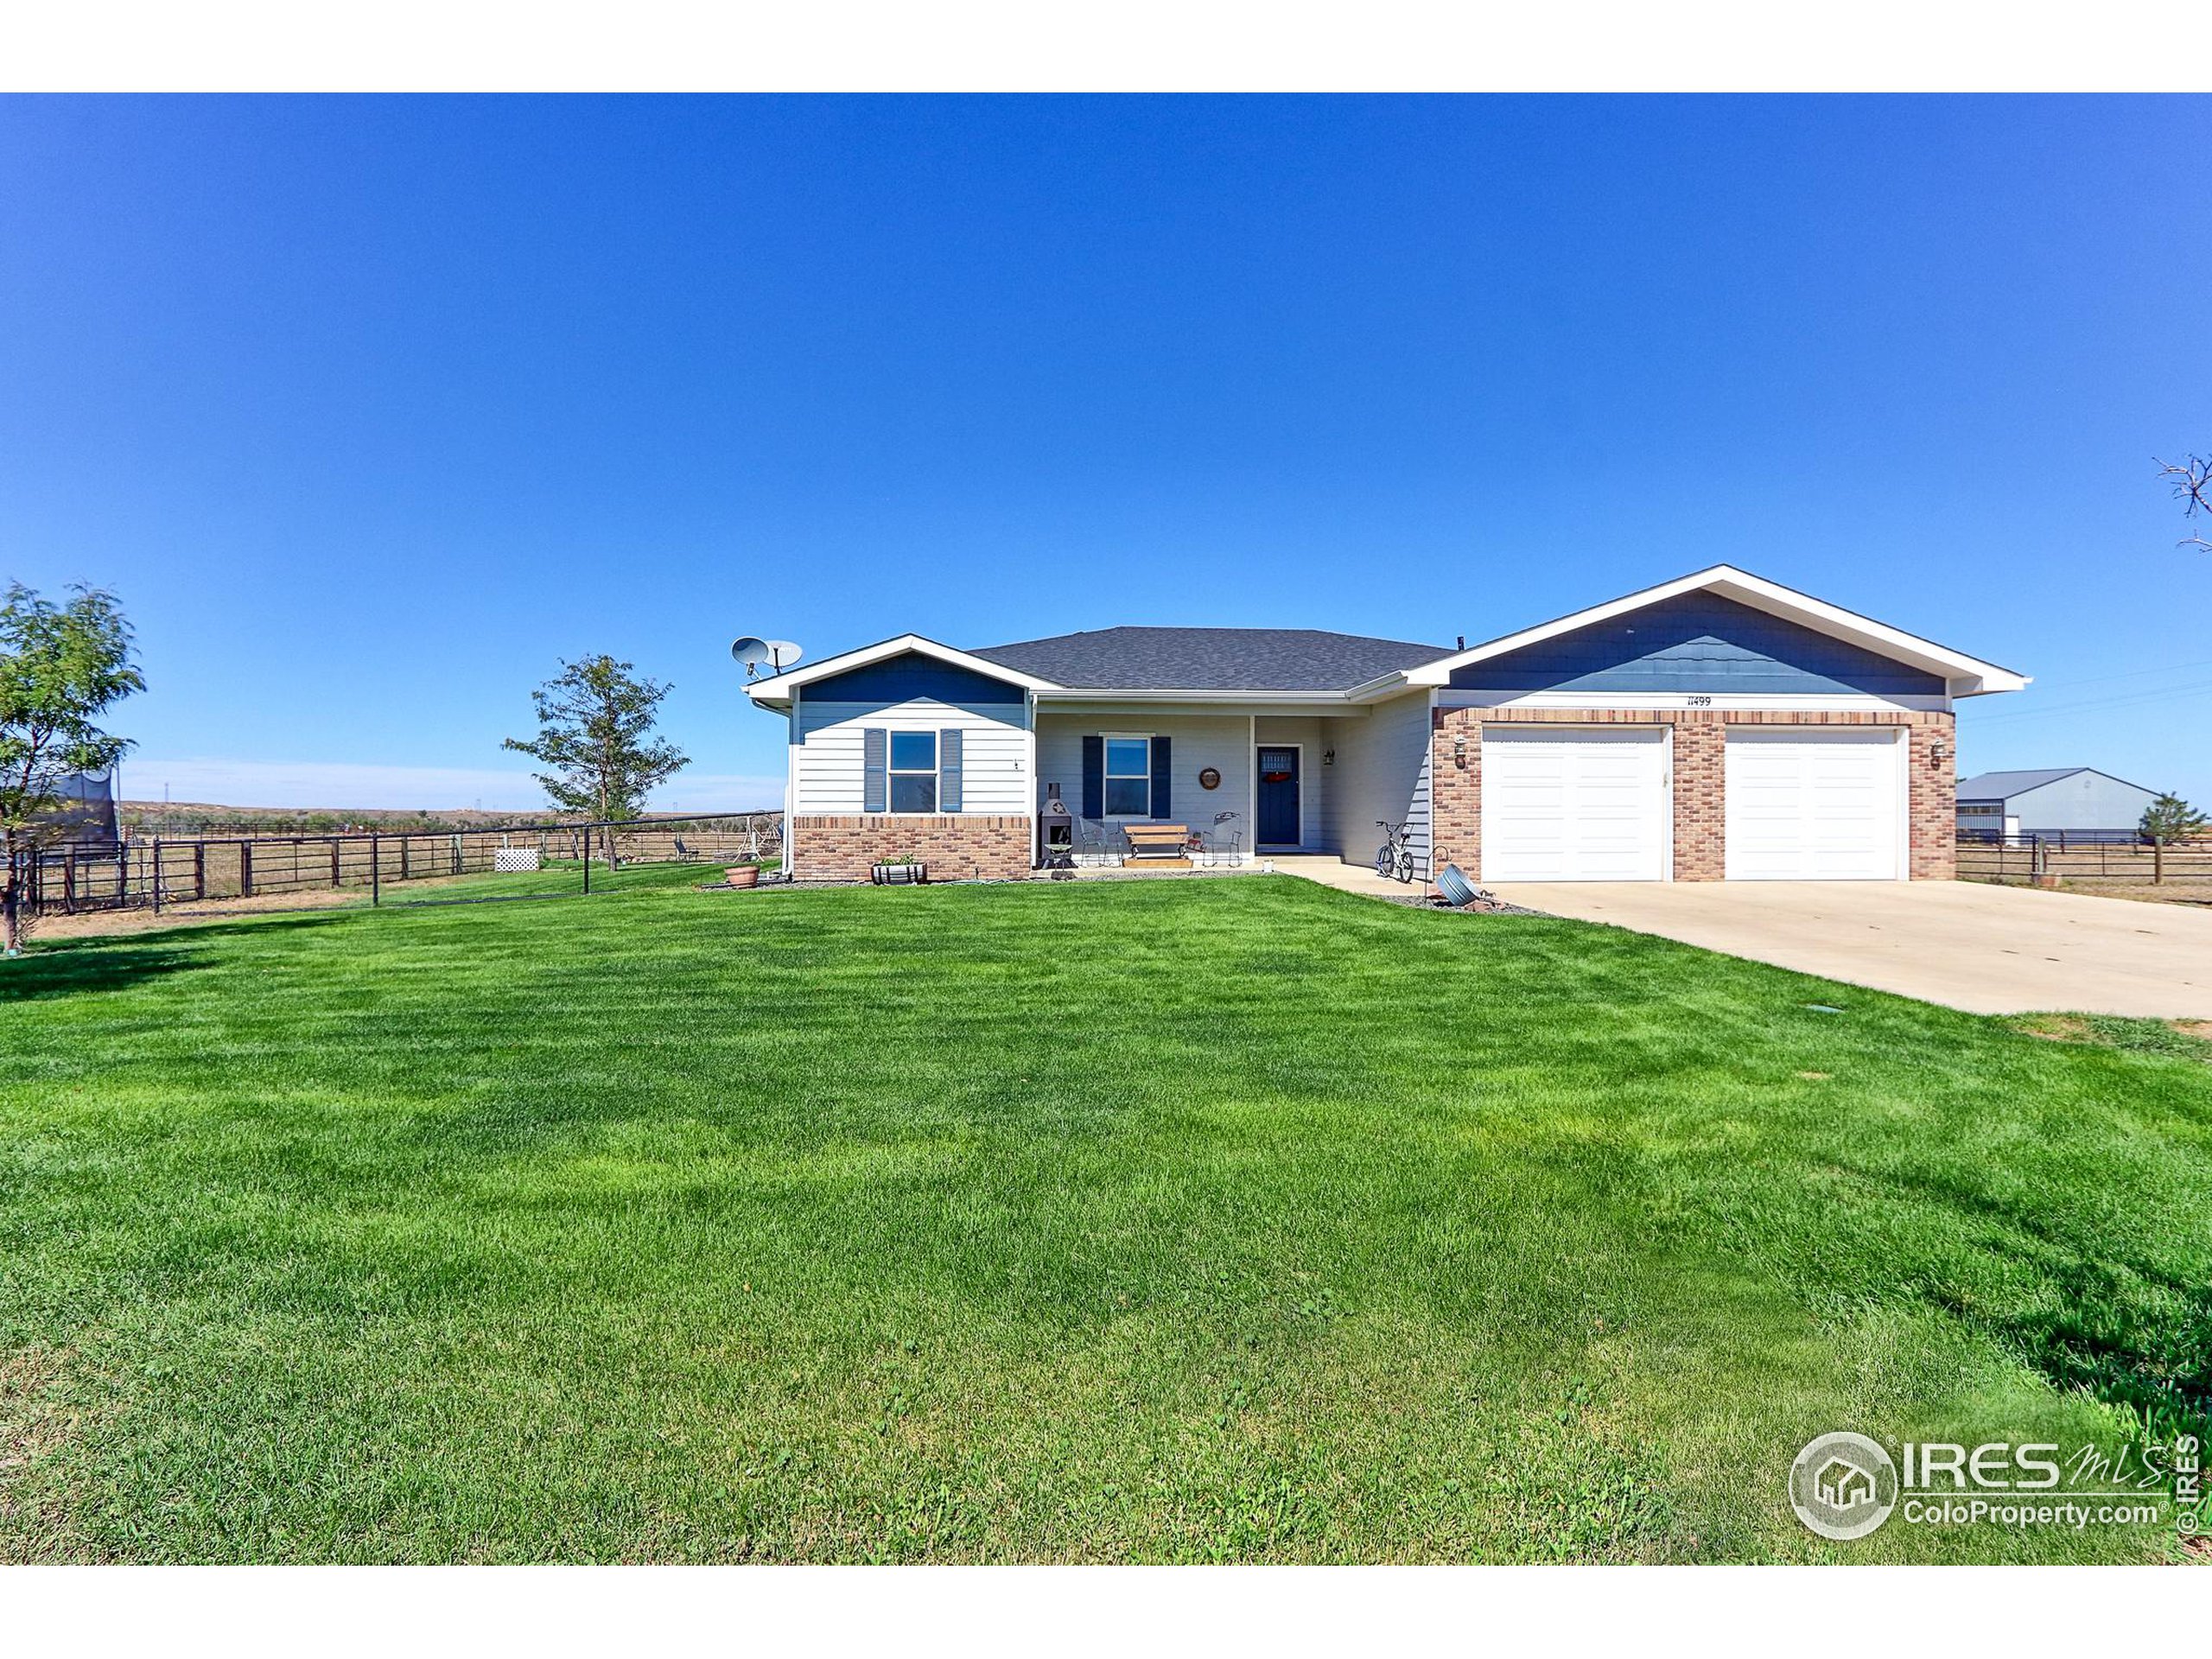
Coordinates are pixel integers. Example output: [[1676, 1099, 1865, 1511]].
[[1082, 735, 1105, 819], [938, 728, 963, 813], [862, 728, 888, 813], [1103, 736, 1152, 817], [888, 730, 938, 813], [1149, 735, 1172, 820]]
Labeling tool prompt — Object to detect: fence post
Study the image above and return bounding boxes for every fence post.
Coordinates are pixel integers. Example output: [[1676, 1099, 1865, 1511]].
[[240, 840, 254, 899], [151, 838, 164, 913], [582, 827, 591, 895], [331, 838, 340, 887], [401, 836, 411, 881], [371, 834, 381, 906]]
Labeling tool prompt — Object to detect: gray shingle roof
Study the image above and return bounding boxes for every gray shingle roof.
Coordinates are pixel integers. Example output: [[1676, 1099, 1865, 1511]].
[[1955, 767, 2099, 800], [969, 626, 1452, 692]]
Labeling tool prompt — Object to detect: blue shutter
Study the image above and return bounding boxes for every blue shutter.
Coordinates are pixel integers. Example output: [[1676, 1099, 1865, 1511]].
[[938, 728, 963, 813], [1081, 735, 1103, 820], [1150, 735, 1172, 820], [862, 728, 887, 813]]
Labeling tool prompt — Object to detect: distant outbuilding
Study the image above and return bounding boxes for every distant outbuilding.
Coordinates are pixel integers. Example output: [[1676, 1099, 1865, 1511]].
[[1955, 766, 2159, 843]]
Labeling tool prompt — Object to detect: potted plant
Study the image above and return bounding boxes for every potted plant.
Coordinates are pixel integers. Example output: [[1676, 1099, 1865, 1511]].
[[724, 863, 760, 889], [870, 851, 927, 885]]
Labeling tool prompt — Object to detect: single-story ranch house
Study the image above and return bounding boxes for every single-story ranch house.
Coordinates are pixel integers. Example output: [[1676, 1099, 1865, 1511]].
[[743, 566, 2027, 886]]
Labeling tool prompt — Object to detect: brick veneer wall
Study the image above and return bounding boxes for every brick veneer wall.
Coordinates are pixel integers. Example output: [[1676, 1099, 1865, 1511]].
[[1670, 720, 1728, 881], [1904, 721, 1956, 880], [1429, 706, 1956, 882], [791, 815, 1034, 882]]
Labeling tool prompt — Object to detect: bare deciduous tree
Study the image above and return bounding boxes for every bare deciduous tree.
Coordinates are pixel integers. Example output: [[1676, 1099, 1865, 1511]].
[[2155, 453, 2212, 551]]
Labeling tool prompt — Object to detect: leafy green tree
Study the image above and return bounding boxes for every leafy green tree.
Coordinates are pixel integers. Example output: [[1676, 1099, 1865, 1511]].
[[2139, 791, 2209, 885], [0, 584, 144, 953], [502, 655, 687, 865]]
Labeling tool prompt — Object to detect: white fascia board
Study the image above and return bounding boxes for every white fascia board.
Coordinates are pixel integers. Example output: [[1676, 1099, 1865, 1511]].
[[743, 634, 1060, 708], [1441, 689, 1952, 713], [1029, 687, 1353, 706], [1342, 671, 1420, 702], [1404, 565, 2031, 696], [1038, 696, 1371, 721]]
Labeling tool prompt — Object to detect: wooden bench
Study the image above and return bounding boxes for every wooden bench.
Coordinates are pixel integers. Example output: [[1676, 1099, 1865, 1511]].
[[1122, 823, 1191, 865]]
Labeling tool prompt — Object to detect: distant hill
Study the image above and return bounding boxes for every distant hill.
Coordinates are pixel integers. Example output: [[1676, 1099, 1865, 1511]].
[[118, 801, 779, 837]]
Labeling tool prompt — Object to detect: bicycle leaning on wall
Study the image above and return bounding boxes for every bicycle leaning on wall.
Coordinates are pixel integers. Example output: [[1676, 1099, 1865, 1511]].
[[1373, 819, 1415, 883]]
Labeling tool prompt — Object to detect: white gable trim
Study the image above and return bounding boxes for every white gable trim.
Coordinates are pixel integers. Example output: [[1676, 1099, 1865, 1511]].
[[1400, 565, 2030, 697], [743, 633, 1061, 707]]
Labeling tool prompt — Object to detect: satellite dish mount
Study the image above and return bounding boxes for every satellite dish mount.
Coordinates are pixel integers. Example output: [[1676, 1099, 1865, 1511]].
[[730, 636, 805, 680]]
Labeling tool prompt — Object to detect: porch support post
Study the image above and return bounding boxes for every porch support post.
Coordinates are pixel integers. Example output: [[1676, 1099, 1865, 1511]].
[[1249, 714, 1257, 863]]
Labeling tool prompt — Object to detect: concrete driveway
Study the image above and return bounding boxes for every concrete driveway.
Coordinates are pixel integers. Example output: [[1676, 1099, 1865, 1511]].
[[1484, 880, 2212, 1019]]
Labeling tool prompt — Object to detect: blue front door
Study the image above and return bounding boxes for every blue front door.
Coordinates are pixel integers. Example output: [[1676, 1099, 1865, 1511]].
[[1256, 747, 1300, 847]]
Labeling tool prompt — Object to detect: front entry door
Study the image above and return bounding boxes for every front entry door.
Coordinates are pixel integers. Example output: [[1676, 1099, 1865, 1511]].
[[1256, 747, 1300, 847]]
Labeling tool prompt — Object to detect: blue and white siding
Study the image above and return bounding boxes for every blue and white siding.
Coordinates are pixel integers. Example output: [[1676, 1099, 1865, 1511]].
[[1444, 593, 1948, 706], [1033, 713, 1254, 847], [790, 660, 1033, 816], [1319, 690, 1433, 875]]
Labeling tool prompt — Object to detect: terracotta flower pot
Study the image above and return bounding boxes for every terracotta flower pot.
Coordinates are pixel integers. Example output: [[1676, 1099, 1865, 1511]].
[[725, 865, 760, 888]]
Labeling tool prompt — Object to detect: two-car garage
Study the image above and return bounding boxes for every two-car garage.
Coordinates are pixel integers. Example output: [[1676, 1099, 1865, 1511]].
[[1478, 723, 1906, 882]]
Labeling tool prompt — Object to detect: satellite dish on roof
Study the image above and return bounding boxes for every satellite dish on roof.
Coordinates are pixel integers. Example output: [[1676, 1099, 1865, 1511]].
[[731, 637, 804, 679]]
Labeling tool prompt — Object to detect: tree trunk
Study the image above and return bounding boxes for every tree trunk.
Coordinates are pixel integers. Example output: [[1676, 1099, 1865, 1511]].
[[2, 845, 18, 956]]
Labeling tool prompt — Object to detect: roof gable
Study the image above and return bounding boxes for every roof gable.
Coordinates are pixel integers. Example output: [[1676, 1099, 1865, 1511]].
[[1956, 767, 2158, 802], [1448, 591, 1945, 698], [1405, 566, 2027, 696], [804, 654, 1027, 706], [743, 634, 1057, 707]]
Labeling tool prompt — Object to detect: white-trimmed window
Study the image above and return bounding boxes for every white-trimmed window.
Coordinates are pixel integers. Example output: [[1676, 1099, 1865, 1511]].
[[889, 730, 938, 814], [1103, 734, 1152, 817]]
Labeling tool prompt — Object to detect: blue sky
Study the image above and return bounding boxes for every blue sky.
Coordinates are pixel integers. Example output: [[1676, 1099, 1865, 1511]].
[[3, 95, 2207, 812]]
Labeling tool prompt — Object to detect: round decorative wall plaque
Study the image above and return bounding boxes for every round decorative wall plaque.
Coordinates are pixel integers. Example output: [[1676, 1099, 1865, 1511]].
[[1198, 766, 1222, 791]]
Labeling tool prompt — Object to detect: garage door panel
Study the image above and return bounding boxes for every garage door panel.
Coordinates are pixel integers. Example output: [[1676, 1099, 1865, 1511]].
[[1482, 728, 1668, 882], [1724, 729, 1901, 880]]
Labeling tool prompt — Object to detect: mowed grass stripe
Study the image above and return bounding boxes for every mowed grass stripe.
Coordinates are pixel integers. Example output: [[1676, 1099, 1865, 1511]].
[[0, 872, 2205, 1561]]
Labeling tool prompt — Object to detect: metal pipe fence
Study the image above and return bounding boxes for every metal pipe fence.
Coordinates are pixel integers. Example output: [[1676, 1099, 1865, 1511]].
[[1957, 834, 2212, 885], [14, 811, 783, 918]]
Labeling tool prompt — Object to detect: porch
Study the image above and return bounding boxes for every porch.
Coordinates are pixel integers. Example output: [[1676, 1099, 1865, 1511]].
[[1029, 707, 1390, 871]]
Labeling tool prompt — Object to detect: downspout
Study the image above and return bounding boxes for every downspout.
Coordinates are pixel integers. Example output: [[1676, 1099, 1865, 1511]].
[[786, 685, 801, 882], [1422, 689, 1436, 892]]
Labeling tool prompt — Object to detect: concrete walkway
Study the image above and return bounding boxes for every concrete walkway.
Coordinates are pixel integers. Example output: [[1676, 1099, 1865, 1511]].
[[1484, 880, 2212, 1019], [1268, 854, 1428, 899]]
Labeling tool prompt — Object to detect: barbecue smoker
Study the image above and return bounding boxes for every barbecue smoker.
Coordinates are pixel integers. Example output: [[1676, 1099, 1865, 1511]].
[[1039, 785, 1074, 870]]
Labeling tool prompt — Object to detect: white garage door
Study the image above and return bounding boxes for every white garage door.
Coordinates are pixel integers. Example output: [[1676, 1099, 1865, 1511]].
[[1482, 727, 1669, 881], [1725, 728, 1903, 880]]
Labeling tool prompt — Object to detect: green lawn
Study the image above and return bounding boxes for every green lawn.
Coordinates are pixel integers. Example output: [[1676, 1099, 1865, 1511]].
[[3, 872, 2206, 1562]]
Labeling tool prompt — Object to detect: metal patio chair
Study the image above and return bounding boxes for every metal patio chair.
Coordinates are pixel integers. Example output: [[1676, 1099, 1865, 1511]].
[[1198, 811, 1243, 867], [1073, 817, 1125, 867]]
